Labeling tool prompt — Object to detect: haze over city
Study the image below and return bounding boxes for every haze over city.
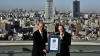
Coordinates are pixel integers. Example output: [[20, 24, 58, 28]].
[[0, 0, 100, 11], [1, 0, 100, 56]]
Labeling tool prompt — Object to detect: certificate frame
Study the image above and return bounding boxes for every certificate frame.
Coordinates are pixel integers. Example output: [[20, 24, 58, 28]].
[[48, 35, 61, 53]]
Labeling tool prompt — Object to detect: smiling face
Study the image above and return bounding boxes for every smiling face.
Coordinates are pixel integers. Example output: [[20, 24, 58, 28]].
[[58, 25, 64, 33]]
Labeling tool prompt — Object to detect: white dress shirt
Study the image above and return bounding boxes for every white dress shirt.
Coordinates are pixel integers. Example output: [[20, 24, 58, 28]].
[[39, 30, 43, 37]]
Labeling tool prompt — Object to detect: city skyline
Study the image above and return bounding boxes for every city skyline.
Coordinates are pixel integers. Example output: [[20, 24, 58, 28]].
[[0, 0, 100, 11]]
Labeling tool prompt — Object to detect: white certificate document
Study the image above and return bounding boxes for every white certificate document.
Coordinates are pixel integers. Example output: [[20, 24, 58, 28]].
[[50, 38, 58, 50]]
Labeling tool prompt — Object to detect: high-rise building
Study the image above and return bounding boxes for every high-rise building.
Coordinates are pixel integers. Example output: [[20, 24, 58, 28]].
[[72, 0, 80, 18], [5, 22, 11, 32], [45, 0, 53, 19], [99, 18, 100, 26], [0, 17, 3, 29], [0, 17, 1, 29], [0, 23, 5, 31]]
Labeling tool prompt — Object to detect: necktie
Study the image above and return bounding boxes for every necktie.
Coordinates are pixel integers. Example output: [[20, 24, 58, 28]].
[[40, 32, 43, 37], [40, 32, 43, 40]]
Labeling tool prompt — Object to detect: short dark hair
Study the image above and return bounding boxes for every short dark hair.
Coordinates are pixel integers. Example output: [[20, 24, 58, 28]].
[[58, 24, 64, 29]]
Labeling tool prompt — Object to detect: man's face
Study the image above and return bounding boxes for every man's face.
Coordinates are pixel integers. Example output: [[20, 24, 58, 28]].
[[38, 23, 44, 31], [58, 26, 63, 32]]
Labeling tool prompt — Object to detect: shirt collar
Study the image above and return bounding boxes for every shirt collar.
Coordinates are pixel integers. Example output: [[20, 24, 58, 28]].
[[60, 32, 65, 36], [39, 30, 42, 33]]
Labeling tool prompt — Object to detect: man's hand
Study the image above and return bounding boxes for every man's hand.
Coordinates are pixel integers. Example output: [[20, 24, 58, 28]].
[[43, 49, 47, 53]]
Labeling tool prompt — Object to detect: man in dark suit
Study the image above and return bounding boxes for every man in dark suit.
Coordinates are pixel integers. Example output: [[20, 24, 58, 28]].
[[32, 22, 47, 56], [56, 24, 71, 56]]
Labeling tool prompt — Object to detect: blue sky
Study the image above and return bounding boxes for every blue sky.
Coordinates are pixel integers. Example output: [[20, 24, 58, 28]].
[[0, 0, 100, 11]]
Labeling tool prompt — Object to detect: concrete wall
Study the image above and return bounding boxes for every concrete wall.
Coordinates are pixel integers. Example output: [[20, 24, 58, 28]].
[[0, 45, 100, 56]]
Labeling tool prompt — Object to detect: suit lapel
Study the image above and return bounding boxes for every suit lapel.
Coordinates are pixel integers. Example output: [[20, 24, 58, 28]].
[[42, 31, 44, 41], [38, 30, 43, 41]]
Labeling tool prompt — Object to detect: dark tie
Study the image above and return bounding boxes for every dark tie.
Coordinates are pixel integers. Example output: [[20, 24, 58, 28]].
[[40, 32, 43, 40]]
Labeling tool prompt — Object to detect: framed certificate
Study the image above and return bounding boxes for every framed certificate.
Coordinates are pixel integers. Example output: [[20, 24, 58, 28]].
[[48, 35, 61, 53]]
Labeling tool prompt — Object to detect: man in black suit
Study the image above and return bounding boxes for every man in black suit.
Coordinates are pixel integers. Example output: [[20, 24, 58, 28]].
[[32, 22, 48, 56], [56, 24, 71, 56]]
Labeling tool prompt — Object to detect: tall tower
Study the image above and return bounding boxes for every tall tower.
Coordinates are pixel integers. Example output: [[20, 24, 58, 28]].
[[9, 7, 13, 12], [72, 0, 80, 18], [0, 17, 2, 29], [45, 0, 53, 19]]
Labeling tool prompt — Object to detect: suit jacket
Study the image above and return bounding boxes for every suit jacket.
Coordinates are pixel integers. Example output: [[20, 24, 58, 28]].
[[56, 32, 71, 56], [32, 30, 47, 56]]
